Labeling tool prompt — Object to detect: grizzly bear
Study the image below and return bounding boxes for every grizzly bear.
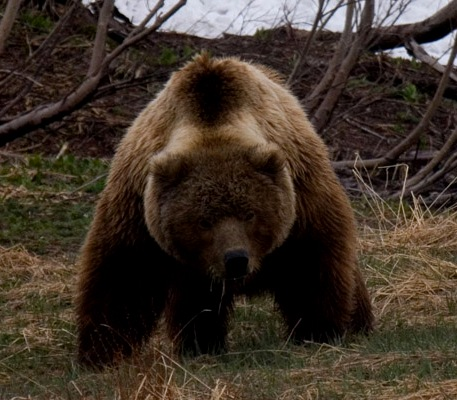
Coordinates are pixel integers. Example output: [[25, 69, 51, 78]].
[[75, 53, 374, 368]]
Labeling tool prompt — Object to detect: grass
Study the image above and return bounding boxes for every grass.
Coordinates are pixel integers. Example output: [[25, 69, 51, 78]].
[[20, 9, 54, 33], [0, 153, 107, 255], [1, 153, 457, 398]]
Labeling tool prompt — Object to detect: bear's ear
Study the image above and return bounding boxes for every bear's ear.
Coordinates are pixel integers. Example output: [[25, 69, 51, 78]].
[[248, 146, 287, 177], [150, 153, 190, 186]]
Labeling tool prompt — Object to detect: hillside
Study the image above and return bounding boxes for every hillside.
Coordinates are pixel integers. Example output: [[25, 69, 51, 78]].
[[1, 3, 457, 202]]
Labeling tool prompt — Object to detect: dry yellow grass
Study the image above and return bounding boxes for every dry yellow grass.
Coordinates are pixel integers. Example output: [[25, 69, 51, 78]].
[[358, 190, 457, 327]]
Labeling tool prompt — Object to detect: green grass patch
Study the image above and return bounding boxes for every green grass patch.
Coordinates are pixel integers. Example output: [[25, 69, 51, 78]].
[[1, 153, 108, 193], [0, 198, 94, 255], [0, 154, 108, 256], [20, 9, 54, 33]]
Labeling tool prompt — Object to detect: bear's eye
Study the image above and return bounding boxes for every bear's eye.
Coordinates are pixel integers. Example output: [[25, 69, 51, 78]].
[[244, 211, 255, 222], [199, 219, 213, 230]]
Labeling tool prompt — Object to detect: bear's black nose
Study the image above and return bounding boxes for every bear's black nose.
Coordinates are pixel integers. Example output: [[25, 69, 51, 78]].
[[224, 249, 249, 280]]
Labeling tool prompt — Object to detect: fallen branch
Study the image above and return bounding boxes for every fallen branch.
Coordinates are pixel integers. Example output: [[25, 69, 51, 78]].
[[405, 39, 457, 83], [369, 0, 457, 51]]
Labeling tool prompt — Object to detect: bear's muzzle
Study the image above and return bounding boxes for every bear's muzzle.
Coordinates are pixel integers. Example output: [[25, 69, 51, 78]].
[[224, 248, 249, 280]]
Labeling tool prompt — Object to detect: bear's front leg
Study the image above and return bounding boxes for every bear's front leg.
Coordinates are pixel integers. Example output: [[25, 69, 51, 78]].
[[76, 233, 171, 368], [166, 272, 234, 356], [265, 233, 363, 344]]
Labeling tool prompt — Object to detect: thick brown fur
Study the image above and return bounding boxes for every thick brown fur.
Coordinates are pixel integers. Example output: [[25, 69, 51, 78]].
[[75, 53, 374, 369]]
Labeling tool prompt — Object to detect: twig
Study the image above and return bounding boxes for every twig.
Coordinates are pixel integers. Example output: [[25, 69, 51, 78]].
[[0, 70, 44, 86], [0, 150, 27, 160], [397, 153, 457, 197], [344, 117, 386, 140], [70, 173, 108, 194], [287, 0, 341, 86]]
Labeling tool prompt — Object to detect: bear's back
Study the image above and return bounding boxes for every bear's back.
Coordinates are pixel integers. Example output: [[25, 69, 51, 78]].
[[111, 53, 334, 199]]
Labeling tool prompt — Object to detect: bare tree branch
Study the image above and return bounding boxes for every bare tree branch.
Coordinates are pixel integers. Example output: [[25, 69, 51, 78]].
[[287, 0, 345, 86], [101, 0, 186, 71], [305, 0, 353, 114], [310, 0, 375, 133], [87, 0, 114, 77], [0, 0, 23, 55]]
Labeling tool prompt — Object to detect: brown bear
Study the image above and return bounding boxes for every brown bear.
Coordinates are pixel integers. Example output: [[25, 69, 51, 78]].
[[75, 52, 374, 368]]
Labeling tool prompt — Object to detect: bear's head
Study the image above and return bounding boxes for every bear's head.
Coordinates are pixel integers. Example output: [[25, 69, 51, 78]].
[[144, 144, 296, 280]]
